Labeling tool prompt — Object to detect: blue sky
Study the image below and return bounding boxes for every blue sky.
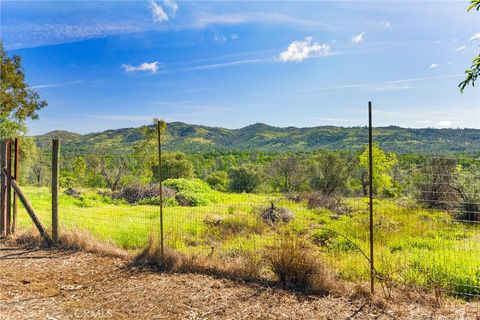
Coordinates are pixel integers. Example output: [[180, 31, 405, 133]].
[[2, 0, 479, 134]]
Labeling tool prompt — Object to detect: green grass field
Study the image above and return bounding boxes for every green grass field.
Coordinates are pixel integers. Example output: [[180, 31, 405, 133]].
[[17, 186, 480, 296]]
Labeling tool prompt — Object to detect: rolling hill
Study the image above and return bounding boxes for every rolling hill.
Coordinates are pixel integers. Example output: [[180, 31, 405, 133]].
[[33, 122, 480, 154]]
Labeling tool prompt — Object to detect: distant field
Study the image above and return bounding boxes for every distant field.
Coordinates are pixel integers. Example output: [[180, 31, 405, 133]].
[[18, 186, 480, 296]]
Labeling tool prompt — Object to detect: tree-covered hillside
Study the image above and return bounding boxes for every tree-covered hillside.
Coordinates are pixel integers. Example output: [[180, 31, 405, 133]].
[[33, 122, 480, 154]]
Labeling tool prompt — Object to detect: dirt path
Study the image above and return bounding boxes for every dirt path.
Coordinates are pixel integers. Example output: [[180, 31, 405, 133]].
[[0, 244, 479, 319]]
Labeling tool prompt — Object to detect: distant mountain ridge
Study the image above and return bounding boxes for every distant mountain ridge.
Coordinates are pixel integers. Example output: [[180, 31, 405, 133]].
[[33, 122, 480, 154]]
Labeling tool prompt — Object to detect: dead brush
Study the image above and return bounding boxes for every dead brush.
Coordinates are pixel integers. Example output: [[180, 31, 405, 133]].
[[132, 236, 266, 282], [7, 228, 129, 258], [265, 235, 335, 294]]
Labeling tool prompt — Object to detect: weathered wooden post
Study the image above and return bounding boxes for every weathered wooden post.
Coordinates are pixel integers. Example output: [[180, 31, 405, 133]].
[[12, 138, 19, 234], [52, 139, 60, 243], [0, 141, 6, 237], [6, 140, 12, 236]]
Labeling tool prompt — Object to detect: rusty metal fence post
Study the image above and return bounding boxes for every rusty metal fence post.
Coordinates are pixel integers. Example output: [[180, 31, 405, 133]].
[[52, 139, 60, 243], [157, 120, 165, 257], [368, 101, 375, 294], [12, 138, 19, 234]]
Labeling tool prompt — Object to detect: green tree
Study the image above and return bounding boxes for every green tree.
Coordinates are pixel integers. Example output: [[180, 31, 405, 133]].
[[152, 152, 194, 182], [228, 165, 261, 193], [310, 153, 350, 196], [206, 170, 229, 191], [459, 0, 480, 92], [359, 145, 397, 196], [0, 42, 47, 139], [266, 156, 306, 193]]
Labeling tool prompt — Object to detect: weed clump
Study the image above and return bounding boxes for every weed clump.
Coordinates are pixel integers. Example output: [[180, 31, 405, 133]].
[[259, 202, 294, 226], [265, 236, 334, 293]]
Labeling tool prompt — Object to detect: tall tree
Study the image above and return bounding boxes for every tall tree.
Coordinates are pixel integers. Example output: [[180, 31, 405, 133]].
[[0, 42, 47, 139], [359, 145, 397, 196], [459, 0, 480, 92]]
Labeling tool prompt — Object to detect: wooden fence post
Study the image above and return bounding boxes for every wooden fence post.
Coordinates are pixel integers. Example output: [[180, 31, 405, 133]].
[[0, 141, 6, 237], [6, 140, 12, 237], [52, 139, 60, 243], [12, 138, 19, 234]]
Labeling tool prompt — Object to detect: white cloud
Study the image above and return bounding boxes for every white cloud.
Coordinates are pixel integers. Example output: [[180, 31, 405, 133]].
[[163, 0, 178, 16], [384, 22, 392, 29], [231, 33, 239, 40], [455, 45, 466, 52], [430, 63, 439, 69], [150, 0, 168, 22], [214, 35, 227, 43], [470, 32, 480, 41], [416, 120, 431, 124], [436, 120, 453, 128], [150, 0, 178, 22], [278, 37, 331, 62], [122, 61, 159, 73], [351, 32, 365, 44]]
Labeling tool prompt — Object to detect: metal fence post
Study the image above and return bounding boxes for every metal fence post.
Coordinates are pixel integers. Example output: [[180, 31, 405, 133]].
[[157, 121, 164, 258], [52, 139, 60, 243], [368, 101, 375, 294]]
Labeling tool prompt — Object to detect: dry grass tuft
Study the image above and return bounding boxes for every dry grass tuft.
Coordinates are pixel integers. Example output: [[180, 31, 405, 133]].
[[7, 228, 130, 259], [131, 236, 266, 283], [56, 230, 130, 258], [265, 236, 336, 294]]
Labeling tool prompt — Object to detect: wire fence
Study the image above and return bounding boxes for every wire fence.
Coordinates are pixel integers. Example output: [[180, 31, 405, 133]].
[[2, 122, 480, 299]]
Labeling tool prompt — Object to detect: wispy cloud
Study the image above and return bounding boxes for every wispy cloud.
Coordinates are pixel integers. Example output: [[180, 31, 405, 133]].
[[455, 45, 466, 52], [286, 74, 463, 96], [384, 22, 392, 29], [150, 0, 178, 22], [193, 12, 329, 29], [416, 120, 431, 124], [470, 32, 480, 41], [351, 32, 365, 44], [149, 59, 264, 76], [278, 37, 331, 62], [430, 63, 439, 69], [31, 80, 84, 89], [122, 61, 160, 73]]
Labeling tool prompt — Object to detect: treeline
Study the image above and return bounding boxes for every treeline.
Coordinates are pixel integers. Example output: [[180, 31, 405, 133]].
[[18, 130, 480, 220]]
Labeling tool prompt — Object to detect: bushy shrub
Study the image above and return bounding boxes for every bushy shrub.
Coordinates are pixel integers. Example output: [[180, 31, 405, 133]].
[[228, 165, 261, 193], [206, 171, 229, 191], [163, 178, 219, 206], [137, 197, 178, 207]]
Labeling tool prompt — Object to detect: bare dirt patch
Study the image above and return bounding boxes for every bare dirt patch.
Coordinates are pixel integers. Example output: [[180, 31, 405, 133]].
[[0, 243, 479, 319]]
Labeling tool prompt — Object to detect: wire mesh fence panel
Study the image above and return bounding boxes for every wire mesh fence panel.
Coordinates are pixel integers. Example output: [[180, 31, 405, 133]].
[[7, 121, 479, 300]]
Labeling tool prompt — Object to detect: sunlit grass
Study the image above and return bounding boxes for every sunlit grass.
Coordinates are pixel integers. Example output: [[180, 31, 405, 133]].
[[17, 186, 480, 296]]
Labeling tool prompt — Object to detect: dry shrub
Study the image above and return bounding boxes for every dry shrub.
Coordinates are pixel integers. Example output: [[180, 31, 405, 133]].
[[265, 236, 335, 294], [115, 183, 176, 203], [307, 193, 351, 215], [204, 214, 265, 238], [259, 203, 294, 226]]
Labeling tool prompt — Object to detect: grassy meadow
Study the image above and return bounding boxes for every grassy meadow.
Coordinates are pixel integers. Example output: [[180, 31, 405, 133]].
[[17, 186, 480, 296]]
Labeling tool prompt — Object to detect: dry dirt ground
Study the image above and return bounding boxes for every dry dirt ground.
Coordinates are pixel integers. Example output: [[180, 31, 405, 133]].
[[1, 244, 479, 320]]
